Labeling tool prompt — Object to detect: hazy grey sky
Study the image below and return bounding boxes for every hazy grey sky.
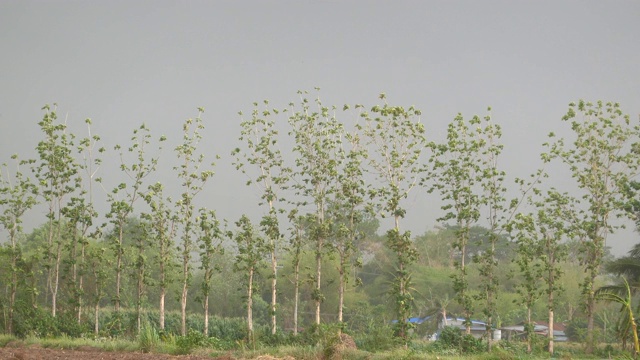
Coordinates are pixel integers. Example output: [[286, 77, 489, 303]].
[[1, 1, 640, 255]]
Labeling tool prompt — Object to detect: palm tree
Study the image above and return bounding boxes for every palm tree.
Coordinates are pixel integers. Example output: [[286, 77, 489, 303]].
[[597, 243, 640, 357], [596, 278, 639, 358]]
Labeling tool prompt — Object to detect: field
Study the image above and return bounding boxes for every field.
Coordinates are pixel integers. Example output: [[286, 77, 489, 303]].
[[0, 346, 224, 360]]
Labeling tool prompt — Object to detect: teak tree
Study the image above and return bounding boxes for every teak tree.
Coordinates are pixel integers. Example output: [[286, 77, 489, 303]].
[[512, 189, 569, 355], [543, 100, 640, 352], [33, 104, 81, 317], [87, 243, 109, 336], [174, 109, 214, 336], [196, 207, 223, 337], [429, 112, 494, 334], [362, 94, 426, 341], [288, 91, 342, 326], [142, 182, 177, 331], [63, 118, 103, 324], [472, 111, 509, 349], [0, 155, 37, 334], [106, 123, 163, 317], [286, 209, 307, 336], [330, 119, 368, 326], [234, 100, 290, 334], [231, 215, 267, 346]]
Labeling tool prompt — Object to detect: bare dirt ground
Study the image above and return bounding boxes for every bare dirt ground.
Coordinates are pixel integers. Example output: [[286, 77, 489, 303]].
[[0, 345, 236, 360]]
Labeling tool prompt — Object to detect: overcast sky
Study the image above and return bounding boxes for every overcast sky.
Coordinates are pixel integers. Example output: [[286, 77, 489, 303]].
[[1, 1, 640, 255]]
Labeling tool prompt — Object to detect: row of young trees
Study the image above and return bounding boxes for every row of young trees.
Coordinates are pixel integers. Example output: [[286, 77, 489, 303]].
[[1, 95, 639, 355]]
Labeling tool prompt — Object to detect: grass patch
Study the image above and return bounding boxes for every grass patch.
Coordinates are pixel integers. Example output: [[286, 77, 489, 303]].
[[17, 335, 138, 353], [0, 334, 17, 347]]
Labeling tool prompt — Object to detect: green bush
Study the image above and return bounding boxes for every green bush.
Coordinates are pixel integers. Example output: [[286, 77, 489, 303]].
[[174, 328, 221, 354], [12, 307, 58, 338], [353, 322, 398, 352], [438, 326, 462, 348], [138, 323, 160, 353], [434, 326, 485, 355]]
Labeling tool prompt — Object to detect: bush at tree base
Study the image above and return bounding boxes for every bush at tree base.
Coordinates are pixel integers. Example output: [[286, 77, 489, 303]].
[[435, 326, 484, 354]]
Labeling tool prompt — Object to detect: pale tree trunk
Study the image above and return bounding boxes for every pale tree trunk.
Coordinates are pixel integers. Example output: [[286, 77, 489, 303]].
[[527, 307, 532, 353], [204, 294, 209, 337], [586, 292, 595, 353], [8, 225, 18, 334], [395, 215, 408, 339], [293, 263, 299, 336], [9, 262, 16, 334], [159, 257, 166, 330], [271, 249, 277, 335], [247, 267, 254, 343], [548, 307, 554, 355], [45, 205, 54, 313], [548, 262, 555, 355], [267, 197, 278, 335], [137, 275, 143, 334], [315, 239, 322, 326], [78, 242, 85, 324], [52, 241, 62, 318], [71, 230, 78, 321], [315, 200, 324, 326], [159, 287, 166, 331], [461, 221, 471, 335], [181, 261, 188, 336], [94, 301, 100, 336], [486, 239, 496, 352], [115, 223, 124, 312], [338, 262, 345, 324]]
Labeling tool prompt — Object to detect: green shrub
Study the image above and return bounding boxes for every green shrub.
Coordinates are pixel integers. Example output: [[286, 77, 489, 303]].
[[438, 326, 462, 348], [138, 323, 160, 353], [13, 307, 58, 338], [174, 328, 221, 354], [353, 322, 398, 352], [434, 326, 485, 355]]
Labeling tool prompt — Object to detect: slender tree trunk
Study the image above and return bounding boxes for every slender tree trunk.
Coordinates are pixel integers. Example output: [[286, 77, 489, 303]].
[[461, 227, 471, 335], [315, 238, 322, 325], [52, 241, 62, 318], [159, 286, 166, 331], [8, 226, 17, 335], [270, 248, 277, 335], [527, 307, 532, 353], [45, 209, 54, 311], [548, 263, 555, 355], [293, 259, 300, 336], [137, 274, 143, 334], [204, 294, 209, 337], [115, 223, 123, 312], [71, 230, 78, 318], [549, 307, 554, 355], [338, 262, 345, 324], [159, 259, 166, 330], [247, 266, 254, 343], [9, 256, 16, 334], [78, 242, 85, 324], [586, 291, 595, 353], [315, 194, 324, 327], [94, 301, 100, 336], [181, 261, 188, 336]]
